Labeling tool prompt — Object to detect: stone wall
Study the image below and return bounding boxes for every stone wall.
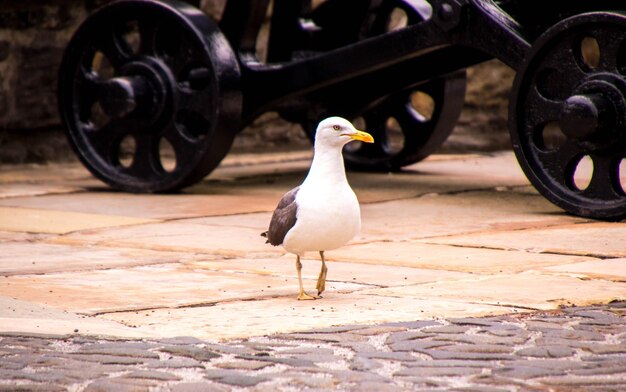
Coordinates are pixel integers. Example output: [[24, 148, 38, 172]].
[[0, 0, 103, 162], [446, 60, 515, 153], [0, 0, 514, 163]]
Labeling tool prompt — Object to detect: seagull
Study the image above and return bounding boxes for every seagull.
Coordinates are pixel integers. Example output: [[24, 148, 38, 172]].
[[262, 117, 374, 300]]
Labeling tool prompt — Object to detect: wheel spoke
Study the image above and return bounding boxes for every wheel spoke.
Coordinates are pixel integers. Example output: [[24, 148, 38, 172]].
[[542, 35, 587, 80], [128, 134, 163, 178], [535, 140, 584, 189], [358, 111, 392, 157], [583, 154, 625, 199], [594, 28, 625, 71], [138, 17, 159, 55], [178, 87, 213, 115], [394, 101, 430, 151], [75, 71, 102, 118], [77, 68, 100, 88], [94, 27, 130, 69], [524, 86, 563, 127], [85, 120, 130, 164], [162, 120, 202, 170], [153, 26, 193, 75], [415, 80, 445, 106]]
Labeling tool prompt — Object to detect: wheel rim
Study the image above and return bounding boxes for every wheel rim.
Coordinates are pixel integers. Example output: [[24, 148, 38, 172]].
[[510, 12, 626, 220], [58, 0, 241, 192]]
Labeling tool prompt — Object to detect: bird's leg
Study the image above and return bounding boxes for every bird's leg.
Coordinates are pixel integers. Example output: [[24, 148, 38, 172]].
[[296, 255, 317, 300], [316, 251, 328, 296]]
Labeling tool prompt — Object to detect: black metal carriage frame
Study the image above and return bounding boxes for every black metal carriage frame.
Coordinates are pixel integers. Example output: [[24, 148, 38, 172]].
[[58, 0, 626, 219]]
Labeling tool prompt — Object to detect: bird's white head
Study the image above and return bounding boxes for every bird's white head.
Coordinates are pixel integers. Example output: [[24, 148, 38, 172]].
[[314, 117, 374, 149]]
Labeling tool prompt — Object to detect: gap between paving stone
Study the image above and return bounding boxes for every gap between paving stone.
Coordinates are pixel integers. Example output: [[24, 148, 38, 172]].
[[418, 222, 626, 259], [0, 243, 201, 276], [420, 241, 622, 261]]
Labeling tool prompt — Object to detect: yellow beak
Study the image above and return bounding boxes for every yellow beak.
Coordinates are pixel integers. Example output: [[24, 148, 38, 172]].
[[346, 129, 374, 143]]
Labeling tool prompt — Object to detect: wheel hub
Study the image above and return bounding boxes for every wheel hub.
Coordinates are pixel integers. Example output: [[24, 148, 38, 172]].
[[99, 76, 142, 118], [102, 58, 172, 124], [559, 94, 610, 140], [560, 74, 626, 148]]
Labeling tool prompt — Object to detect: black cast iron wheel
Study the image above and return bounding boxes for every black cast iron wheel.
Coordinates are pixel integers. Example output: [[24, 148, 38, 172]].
[[509, 12, 626, 220], [302, 0, 466, 171], [339, 73, 466, 171], [58, 0, 242, 193]]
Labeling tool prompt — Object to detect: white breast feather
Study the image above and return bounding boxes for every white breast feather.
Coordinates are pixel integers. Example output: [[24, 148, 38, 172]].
[[283, 178, 361, 255]]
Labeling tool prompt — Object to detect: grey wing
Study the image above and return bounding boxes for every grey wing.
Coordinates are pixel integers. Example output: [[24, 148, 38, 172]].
[[265, 186, 299, 246]]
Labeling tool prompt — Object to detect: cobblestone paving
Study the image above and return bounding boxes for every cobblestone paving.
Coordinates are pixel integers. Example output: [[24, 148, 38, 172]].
[[1, 302, 625, 392]]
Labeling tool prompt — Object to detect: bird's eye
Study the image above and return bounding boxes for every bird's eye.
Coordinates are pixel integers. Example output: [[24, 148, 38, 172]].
[[332, 125, 341, 131]]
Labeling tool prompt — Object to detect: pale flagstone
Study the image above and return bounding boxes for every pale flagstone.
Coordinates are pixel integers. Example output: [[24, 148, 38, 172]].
[[97, 295, 521, 340], [0, 297, 146, 338], [0, 183, 83, 199], [356, 190, 586, 242], [360, 152, 533, 202], [196, 152, 534, 207], [0, 206, 157, 234], [219, 150, 313, 167], [405, 151, 529, 184], [419, 222, 626, 258], [0, 243, 195, 276], [329, 241, 594, 274], [541, 258, 626, 282], [0, 152, 623, 342], [186, 212, 272, 231], [360, 272, 626, 310], [188, 189, 583, 244], [0, 162, 91, 184], [49, 221, 283, 258], [183, 257, 476, 289], [0, 192, 279, 220], [203, 156, 310, 182], [0, 263, 367, 314]]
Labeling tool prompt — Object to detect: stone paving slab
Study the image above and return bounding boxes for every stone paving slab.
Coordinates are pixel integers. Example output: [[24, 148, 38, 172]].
[[0, 297, 146, 338], [362, 272, 626, 310], [0, 206, 156, 234], [542, 258, 626, 282], [0, 263, 367, 315], [182, 257, 475, 288], [421, 222, 626, 258], [195, 152, 533, 206], [47, 221, 284, 258], [0, 162, 94, 185], [330, 241, 594, 274], [0, 183, 82, 199], [97, 295, 517, 340], [0, 151, 624, 345], [0, 243, 193, 276], [0, 193, 279, 220], [357, 190, 587, 242]]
